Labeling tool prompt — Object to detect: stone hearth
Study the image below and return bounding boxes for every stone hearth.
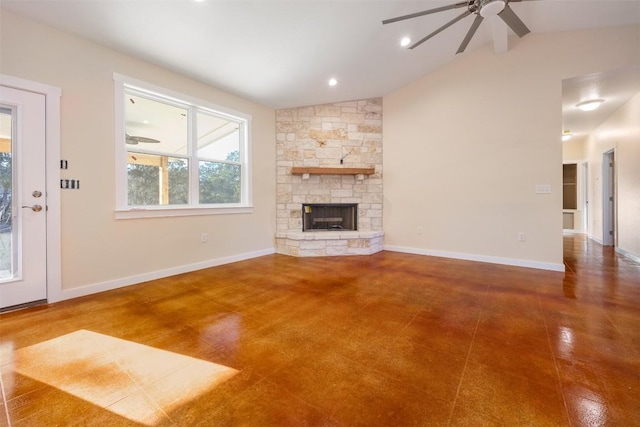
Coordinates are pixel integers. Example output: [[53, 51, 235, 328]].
[[276, 231, 384, 257]]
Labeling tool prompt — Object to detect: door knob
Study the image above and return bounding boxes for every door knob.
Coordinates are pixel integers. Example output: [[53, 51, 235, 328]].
[[21, 204, 43, 212]]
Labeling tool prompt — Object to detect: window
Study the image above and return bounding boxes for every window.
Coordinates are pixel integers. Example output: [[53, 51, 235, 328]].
[[114, 75, 251, 218]]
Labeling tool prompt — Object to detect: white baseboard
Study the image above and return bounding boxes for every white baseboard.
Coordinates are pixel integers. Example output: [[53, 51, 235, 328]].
[[384, 245, 565, 272], [616, 247, 640, 263], [562, 230, 586, 235], [588, 235, 604, 245], [50, 247, 276, 303]]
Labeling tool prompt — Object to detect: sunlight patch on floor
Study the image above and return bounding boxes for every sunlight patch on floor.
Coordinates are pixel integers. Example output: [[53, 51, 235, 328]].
[[12, 330, 238, 425]]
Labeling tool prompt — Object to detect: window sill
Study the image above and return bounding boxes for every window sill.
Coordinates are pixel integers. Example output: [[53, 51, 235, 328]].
[[115, 205, 253, 220]]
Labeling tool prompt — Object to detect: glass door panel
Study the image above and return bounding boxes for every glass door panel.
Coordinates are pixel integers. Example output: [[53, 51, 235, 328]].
[[0, 106, 15, 281]]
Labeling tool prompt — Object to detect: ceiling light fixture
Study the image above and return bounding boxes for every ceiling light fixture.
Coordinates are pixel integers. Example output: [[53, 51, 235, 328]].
[[576, 99, 604, 111], [400, 37, 411, 47], [562, 130, 572, 142], [328, 78, 338, 87], [479, 0, 506, 18]]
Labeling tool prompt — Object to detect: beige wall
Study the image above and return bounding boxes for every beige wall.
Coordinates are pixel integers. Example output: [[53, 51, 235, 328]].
[[586, 90, 640, 257], [563, 137, 586, 161], [383, 25, 640, 270], [1, 10, 276, 295]]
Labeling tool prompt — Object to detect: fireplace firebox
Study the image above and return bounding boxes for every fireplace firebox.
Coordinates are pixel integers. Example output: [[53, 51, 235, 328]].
[[302, 203, 357, 231]]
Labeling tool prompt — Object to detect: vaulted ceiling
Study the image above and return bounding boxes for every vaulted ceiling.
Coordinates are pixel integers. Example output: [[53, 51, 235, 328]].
[[2, 0, 640, 137]]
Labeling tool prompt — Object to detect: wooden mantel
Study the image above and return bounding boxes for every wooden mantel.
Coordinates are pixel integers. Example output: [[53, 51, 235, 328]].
[[290, 167, 375, 176]]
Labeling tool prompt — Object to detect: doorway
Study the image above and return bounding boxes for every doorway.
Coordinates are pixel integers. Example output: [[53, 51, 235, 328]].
[[602, 150, 615, 247], [581, 162, 589, 233], [0, 87, 47, 309], [0, 76, 61, 310]]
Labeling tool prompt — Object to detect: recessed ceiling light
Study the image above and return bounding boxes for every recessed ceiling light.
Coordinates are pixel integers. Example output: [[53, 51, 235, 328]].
[[328, 78, 338, 87], [576, 99, 604, 111], [562, 130, 572, 142], [400, 37, 411, 47]]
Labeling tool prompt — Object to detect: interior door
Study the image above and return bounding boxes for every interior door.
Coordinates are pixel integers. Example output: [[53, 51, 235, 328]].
[[602, 150, 615, 247], [582, 162, 589, 233], [0, 86, 47, 309]]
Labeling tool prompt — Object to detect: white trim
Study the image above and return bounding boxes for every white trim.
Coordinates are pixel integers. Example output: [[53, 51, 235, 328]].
[[0, 74, 62, 303], [113, 73, 251, 121], [384, 245, 566, 272], [114, 78, 128, 209], [589, 234, 604, 245], [562, 229, 586, 235], [616, 247, 640, 263], [115, 205, 253, 220], [113, 73, 252, 216], [55, 247, 275, 302], [602, 149, 616, 246]]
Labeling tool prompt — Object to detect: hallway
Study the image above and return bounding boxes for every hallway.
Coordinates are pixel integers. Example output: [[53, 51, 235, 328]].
[[1, 235, 638, 426]]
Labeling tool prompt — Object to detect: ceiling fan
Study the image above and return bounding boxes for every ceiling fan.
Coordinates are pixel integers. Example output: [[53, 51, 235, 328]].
[[383, 0, 533, 54], [126, 134, 161, 145]]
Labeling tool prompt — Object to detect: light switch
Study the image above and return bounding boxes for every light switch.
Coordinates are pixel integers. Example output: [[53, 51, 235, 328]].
[[535, 184, 551, 194]]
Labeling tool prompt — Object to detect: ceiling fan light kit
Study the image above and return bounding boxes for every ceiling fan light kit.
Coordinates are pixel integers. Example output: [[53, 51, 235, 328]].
[[383, 0, 532, 54], [479, 0, 506, 18], [576, 99, 605, 111]]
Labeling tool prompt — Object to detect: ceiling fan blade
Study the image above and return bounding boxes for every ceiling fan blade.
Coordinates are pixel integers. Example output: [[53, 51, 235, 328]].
[[382, 2, 467, 25], [410, 10, 472, 49], [456, 14, 483, 54], [126, 134, 161, 144], [499, 4, 530, 38], [134, 136, 161, 143]]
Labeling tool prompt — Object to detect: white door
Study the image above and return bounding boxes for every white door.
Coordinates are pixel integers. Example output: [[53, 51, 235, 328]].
[[582, 162, 589, 233], [602, 150, 615, 247], [0, 86, 47, 309]]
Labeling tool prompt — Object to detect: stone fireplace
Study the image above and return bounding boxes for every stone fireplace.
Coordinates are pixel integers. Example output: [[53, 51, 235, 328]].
[[275, 98, 384, 257]]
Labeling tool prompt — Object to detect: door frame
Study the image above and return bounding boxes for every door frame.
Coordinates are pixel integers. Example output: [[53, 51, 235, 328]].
[[1, 74, 62, 303], [602, 149, 616, 247], [581, 161, 589, 233]]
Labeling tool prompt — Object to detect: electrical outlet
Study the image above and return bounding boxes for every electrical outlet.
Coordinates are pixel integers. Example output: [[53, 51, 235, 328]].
[[517, 232, 526, 242], [201, 233, 208, 243]]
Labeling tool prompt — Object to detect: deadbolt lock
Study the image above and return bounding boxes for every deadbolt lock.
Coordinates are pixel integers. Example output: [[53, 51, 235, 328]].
[[32, 190, 42, 198]]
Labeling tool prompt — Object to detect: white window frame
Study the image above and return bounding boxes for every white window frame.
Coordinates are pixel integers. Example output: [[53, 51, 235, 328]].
[[114, 74, 252, 219]]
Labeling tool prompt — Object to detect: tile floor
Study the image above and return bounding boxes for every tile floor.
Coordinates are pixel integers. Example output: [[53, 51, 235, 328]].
[[0, 234, 639, 426]]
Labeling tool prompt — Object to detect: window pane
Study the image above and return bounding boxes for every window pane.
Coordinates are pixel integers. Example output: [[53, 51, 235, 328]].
[[127, 154, 189, 206], [117, 78, 251, 213], [196, 111, 240, 161], [125, 94, 189, 156], [0, 107, 14, 279], [199, 161, 240, 204]]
